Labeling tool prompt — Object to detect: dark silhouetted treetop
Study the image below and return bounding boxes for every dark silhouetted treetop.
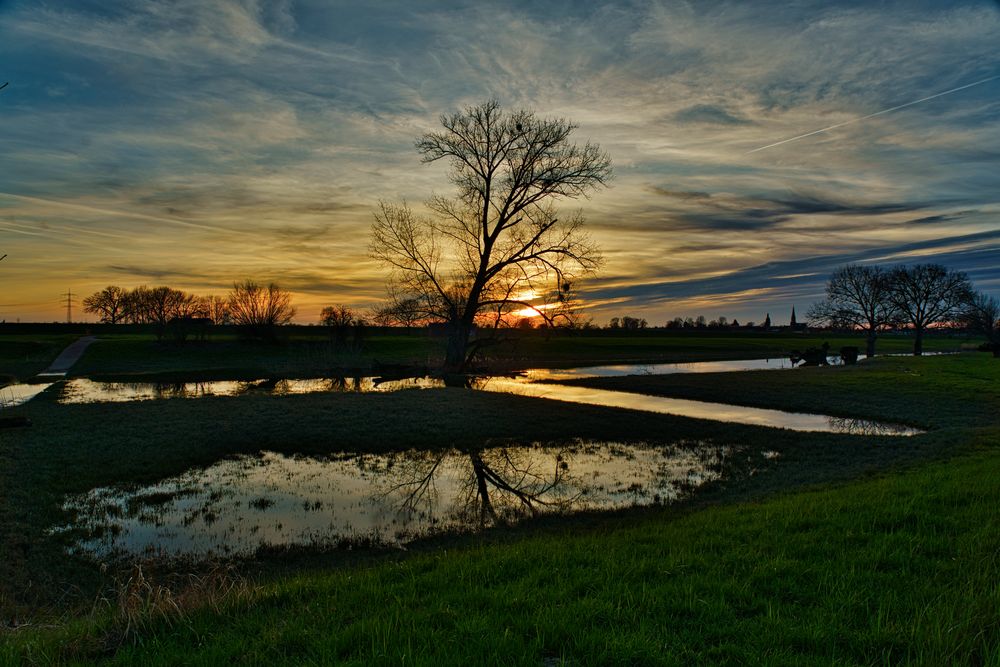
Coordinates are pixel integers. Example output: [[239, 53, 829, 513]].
[[371, 99, 612, 372]]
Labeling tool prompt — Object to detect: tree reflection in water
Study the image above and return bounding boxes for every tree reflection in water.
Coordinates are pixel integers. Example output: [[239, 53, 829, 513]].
[[57, 442, 744, 559]]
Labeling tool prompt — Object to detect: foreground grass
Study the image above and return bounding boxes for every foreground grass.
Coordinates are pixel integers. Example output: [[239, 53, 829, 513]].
[[6, 433, 999, 665]]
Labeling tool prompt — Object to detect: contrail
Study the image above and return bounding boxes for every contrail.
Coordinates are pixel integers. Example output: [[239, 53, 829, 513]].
[[747, 74, 1000, 154], [0, 191, 236, 234]]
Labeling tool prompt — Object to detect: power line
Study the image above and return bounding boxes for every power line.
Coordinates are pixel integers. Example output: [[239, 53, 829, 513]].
[[63, 288, 75, 324]]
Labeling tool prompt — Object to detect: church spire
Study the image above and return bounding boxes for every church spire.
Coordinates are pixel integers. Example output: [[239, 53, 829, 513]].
[[790, 306, 797, 326]]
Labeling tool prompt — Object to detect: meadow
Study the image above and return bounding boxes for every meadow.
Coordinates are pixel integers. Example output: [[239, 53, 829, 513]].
[[0, 328, 996, 665]]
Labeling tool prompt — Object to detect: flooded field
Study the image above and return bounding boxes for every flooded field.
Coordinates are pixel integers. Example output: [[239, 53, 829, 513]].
[[472, 378, 922, 435], [7, 363, 923, 435], [55, 441, 752, 559], [58, 376, 442, 403], [0, 382, 53, 408]]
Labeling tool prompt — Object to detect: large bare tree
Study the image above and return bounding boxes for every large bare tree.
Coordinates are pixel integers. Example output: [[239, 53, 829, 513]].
[[370, 100, 612, 372], [807, 264, 896, 357], [82, 285, 129, 324], [890, 263, 973, 355]]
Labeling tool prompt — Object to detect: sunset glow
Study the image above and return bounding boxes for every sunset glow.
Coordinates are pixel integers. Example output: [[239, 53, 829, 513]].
[[1, 1, 998, 324]]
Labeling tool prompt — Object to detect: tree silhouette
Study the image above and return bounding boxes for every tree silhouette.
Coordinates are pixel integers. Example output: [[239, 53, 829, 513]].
[[370, 100, 611, 372], [890, 264, 972, 355], [82, 285, 128, 324], [227, 280, 296, 341], [961, 292, 1000, 357], [807, 264, 896, 356]]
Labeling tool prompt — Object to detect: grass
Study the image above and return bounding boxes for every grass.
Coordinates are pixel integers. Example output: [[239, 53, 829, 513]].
[[1, 329, 967, 381], [4, 428, 998, 664], [567, 354, 1000, 431], [0, 335, 79, 386], [0, 350, 997, 664]]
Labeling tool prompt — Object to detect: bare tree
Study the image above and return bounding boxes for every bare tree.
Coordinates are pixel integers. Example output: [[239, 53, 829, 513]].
[[144, 286, 195, 340], [370, 100, 611, 372], [82, 285, 128, 324], [204, 295, 231, 325], [807, 264, 897, 357], [228, 280, 296, 340], [370, 296, 431, 328], [889, 264, 973, 355], [319, 304, 355, 328], [320, 304, 358, 349], [961, 292, 1000, 357]]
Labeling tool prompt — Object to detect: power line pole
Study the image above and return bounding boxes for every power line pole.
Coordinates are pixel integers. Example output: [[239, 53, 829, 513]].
[[64, 288, 75, 324]]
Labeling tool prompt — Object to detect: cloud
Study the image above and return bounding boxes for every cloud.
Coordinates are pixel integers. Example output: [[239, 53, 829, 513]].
[[673, 104, 752, 125], [1, 0, 998, 322]]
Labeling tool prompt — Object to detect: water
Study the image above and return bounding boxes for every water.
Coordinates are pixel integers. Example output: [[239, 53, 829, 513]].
[[37, 370, 922, 435], [524, 357, 807, 381], [58, 376, 443, 404], [0, 383, 54, 408], [55, 441, 748, 559], [522, 351, 954, 381], [470, 378, 921, 435]]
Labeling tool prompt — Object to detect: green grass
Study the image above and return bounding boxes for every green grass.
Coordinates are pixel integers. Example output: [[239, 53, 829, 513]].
[[0, 335, 78, 385], [1, 352, 997, 664], [568, 354, 1000, 430], [54, 330, 976, 381], [5, 430, 999, 664]]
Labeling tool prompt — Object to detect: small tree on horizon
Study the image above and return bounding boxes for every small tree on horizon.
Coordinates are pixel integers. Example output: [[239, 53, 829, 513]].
[[228, 280, 296, 341]]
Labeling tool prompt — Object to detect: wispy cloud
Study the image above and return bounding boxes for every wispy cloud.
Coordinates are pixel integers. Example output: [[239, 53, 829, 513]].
[[1, 0, 998, 322]]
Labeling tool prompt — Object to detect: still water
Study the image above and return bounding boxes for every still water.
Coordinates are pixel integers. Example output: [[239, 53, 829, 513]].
[[51, 374, 921, 435], [55, 441, 753, 559]]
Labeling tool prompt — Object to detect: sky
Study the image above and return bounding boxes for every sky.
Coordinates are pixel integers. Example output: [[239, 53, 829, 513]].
[[1, 0, 998, 325]]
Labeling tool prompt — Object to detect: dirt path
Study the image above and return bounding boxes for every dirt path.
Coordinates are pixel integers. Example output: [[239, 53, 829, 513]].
[[36, 336, 97, 378]]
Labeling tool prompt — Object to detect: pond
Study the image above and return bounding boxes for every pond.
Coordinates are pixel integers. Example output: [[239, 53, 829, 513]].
[[54, 440, 758, 559]]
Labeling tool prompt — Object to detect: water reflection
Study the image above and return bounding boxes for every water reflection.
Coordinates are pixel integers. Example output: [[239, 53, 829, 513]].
[[470, 378, 922, 436], [59, 376, 444, 403], [0, 383, 54, 408], [52, 374, 920, 434], [523, 352, 954, 381], [55, 441, 737, 559]]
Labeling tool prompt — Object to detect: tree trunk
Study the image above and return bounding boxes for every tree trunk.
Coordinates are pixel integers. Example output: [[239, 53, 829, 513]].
[[913, 327, 923, 356], [865, 331, 876, 358], [444, 319, 471, 373]]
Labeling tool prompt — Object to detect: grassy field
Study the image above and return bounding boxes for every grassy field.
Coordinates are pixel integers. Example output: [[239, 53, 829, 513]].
[[11, 328, 977, 382], [1, 346, 997, 664], [0, 335, 79, 386]]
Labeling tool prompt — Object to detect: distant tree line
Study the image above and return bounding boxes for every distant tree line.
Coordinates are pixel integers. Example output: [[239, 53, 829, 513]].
[[82, 280, 295, 341], [808, 262, 997, 356]]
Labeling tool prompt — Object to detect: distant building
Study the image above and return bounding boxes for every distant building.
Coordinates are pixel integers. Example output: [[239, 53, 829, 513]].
[[787, 306, 808, 332]]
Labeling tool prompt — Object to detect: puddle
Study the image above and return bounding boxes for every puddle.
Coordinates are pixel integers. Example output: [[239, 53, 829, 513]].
[[51, 372, 920, 435], [525, 357, 812, 381], [0, 383, 54, 408], [523, 352, 955, 381], [470, 378, 922, 435], [59, 376, 444, 404], [55, 441, 743, 559]]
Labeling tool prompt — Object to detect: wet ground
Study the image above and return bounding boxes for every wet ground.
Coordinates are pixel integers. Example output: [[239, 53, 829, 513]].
[[54, 441, 756, 559]]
